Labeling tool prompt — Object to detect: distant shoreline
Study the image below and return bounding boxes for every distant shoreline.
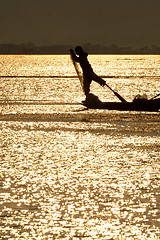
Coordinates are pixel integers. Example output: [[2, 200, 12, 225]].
[[1, 52, 160, 55], [0, 43, 160, 55]]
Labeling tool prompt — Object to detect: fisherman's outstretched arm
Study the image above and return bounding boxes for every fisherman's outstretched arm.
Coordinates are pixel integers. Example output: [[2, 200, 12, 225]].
[[70, 49, 79, 62]]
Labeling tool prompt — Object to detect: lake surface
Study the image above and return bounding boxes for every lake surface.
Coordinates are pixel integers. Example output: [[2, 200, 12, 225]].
[[0, 55, 160, 239]]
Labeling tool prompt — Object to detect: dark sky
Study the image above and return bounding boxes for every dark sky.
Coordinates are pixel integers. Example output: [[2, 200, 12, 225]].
[[1, 0, 160, 47]]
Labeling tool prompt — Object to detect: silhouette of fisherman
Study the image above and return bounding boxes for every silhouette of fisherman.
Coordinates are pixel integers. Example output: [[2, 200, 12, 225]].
[[70, 46, 106, 96]]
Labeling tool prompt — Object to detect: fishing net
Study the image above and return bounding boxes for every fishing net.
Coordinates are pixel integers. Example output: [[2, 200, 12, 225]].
[[70, 54, 85, 94]]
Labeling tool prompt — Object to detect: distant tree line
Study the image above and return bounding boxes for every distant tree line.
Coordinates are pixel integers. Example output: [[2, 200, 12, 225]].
[[0, 42, 160, 54]]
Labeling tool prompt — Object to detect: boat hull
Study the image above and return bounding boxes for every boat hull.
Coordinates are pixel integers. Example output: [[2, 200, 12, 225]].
[[82, 98, 160, 112]]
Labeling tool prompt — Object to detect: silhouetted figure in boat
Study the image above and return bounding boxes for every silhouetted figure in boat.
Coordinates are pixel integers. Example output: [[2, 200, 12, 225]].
[[70, 46, 106, 96]]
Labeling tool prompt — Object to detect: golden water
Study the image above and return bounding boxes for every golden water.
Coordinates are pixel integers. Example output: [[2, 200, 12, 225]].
[[0, 55, 160, 239]]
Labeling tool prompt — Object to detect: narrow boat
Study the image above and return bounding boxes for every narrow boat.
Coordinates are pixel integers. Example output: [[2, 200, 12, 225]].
[[70, 52, 160, 112], [82, 94, 160, 112]]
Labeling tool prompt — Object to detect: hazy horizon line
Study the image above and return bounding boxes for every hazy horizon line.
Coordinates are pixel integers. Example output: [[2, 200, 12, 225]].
[[0, 42, 160, 54]]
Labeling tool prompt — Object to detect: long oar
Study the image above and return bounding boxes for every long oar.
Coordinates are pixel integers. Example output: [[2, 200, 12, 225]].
[[150, 93, 160, 100], [104, 82, 127, 103]]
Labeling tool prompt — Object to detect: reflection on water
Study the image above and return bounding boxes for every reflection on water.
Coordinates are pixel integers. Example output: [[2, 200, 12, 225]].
[[0, 55, 160, 239]]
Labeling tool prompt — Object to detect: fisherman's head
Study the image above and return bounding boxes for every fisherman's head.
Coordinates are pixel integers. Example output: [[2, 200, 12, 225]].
[[75, 46, 83, 55]]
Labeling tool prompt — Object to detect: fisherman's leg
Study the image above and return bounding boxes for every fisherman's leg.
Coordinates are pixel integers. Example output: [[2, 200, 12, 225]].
[[93, 74, 106, 86], [83, 76, 92, 95]]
